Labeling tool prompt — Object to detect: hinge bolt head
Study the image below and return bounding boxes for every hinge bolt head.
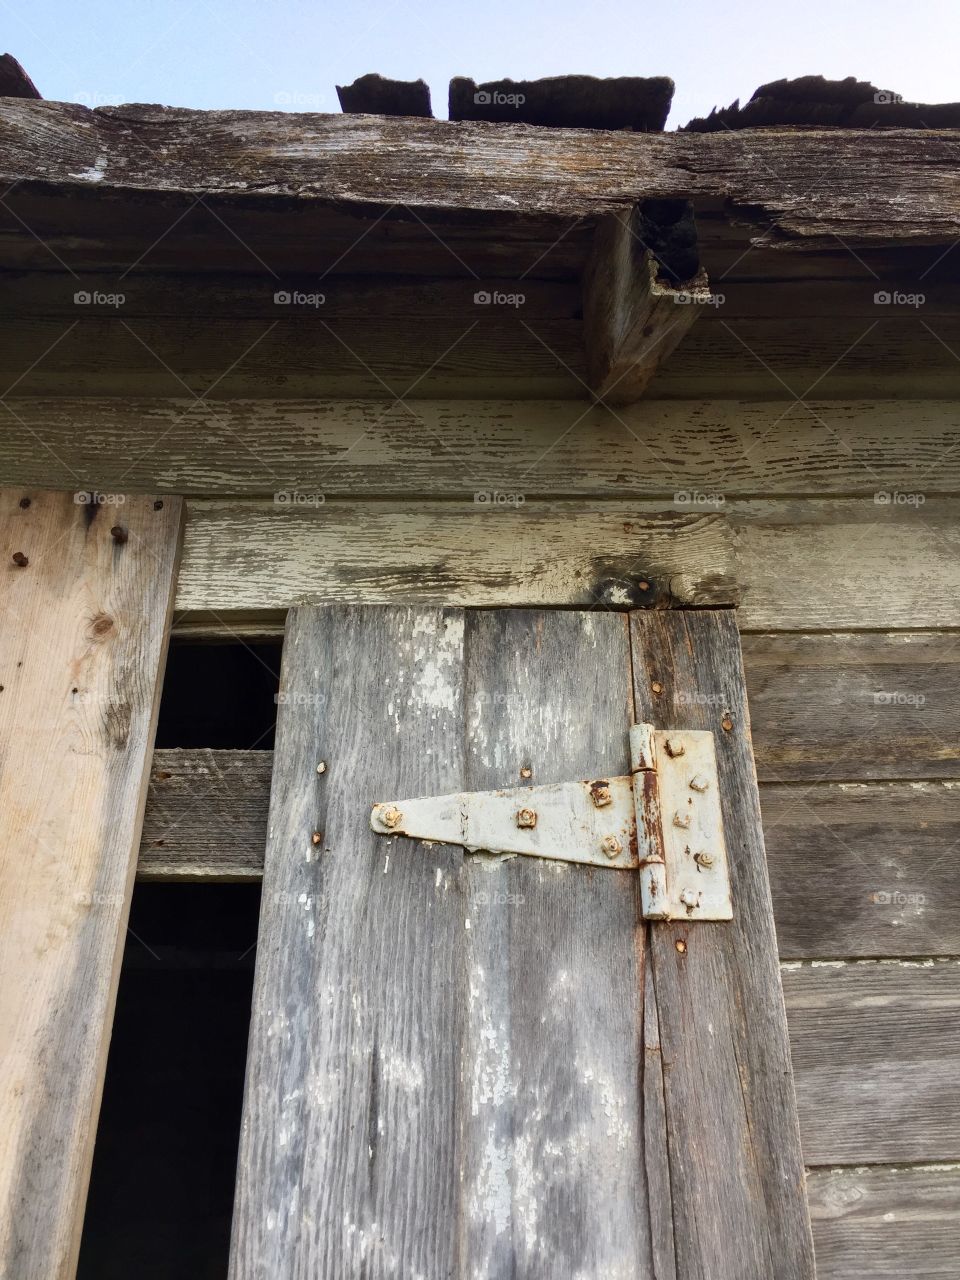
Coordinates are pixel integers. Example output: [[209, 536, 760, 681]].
[[680, 888, 699, 909], [379, 805, 403, 829], [694, 850, 715, 868], [601, 835, 622, 858], [689, 773, 710, 793], [673, 811, 691, 829], [516, 807, 537, 829], [590, 782, 612, 808], [664, 737, 685, 758]]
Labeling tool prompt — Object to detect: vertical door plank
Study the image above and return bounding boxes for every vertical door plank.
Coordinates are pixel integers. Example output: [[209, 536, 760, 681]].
[[0, 489, 183, 1280], [630, 610, 816, 1280], [461, 610, 652, 1277], [229, 606, 467, 1279]]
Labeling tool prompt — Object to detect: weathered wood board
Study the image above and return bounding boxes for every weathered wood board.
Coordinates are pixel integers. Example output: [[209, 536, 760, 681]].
[[229, 606, 656, 1277], [631, 610, 814, 1278], [168, 497, 960, 633], [5, 398, 960, 497], [138, 754, 960, 958], [1, 102, 957, 243], [0, 488, 182, 1280], [807, 1164, 960, 1280], [785, 960, 960, 1164]]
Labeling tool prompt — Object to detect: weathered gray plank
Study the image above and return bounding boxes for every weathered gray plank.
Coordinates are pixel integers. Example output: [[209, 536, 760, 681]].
[[630, 610, 815, 1279], [744, 631, 960, 781], [807, 1164, 960, 1280], [0, 488, 183, 1280], [229, 606, 466, 1278], [785, 960, 960, 1165], [459, 609, 652, 1275], [764, 781, 960, 958], [1, 102, 957, 243], [136, 755, 960, 959], [166, 497, 960, 634], [6, 398, 960, 497]]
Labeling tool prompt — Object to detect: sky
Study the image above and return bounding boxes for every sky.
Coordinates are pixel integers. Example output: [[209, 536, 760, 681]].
[[6, 0, 959, 127]]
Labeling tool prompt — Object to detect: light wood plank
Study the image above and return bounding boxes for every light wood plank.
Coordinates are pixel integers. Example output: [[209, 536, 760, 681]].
[[785, 960, 960, 1165], [631, 609, 815, 1279], [1, 103, 957, 244], [5, 398, 960, 498], [807, 1164, 960, 1280], [0, 488, 182, 1280], [166, 497, 960, 633]]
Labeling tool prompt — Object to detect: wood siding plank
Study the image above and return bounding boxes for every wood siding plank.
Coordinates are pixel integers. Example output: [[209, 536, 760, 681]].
[[0, 488, 183, 1280], [630, 610, 815, 1280], [785, 960, 960, 1166]]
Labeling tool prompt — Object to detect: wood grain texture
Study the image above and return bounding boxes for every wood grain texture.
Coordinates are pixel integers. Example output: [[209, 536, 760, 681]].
[[5, 398, 960, 497], [785, 960, 960, 1165], [0, 488, 182, 1280], [168, 497, 960, 634], [458, 609, 652, 1276], [743, 631, 960, 782], [630, 610, 815, 1280], [229, 607, 656, 1278], [583, 216, 705, 403], [229, 606, 467, 1279], [764, 781, 960, 959], [1, 102, 957, 243], [807, 1164, 960, 1280], [136, 756, 960, 959]]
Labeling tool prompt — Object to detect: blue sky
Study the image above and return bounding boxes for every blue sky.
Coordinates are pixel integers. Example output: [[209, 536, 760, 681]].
[[7, 0, 959, 127]]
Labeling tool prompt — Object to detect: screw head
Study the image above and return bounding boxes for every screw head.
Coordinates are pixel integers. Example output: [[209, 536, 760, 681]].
[[664, 737, 685, 758], [673, 811, 691, 830], [516, 807, 537, 829], [590, 781, 612, 808], [680, 888, 699, 909], [601, 835, 622, 859], [651, 680, 664, 695], [689, 773, 710, 793], [316, 761, 327, 775], [379, 805, 403, 829], [694, 850, 715, 868]]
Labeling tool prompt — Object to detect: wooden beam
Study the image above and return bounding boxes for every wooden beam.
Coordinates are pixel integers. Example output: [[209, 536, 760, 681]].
[[0, 489, 182, 1280], [136, 753, 960, 960], [583, 211, 706, 403], [0, 102, 957, 243], [159, 497, 960, 634], [2, 398, 959, 497]]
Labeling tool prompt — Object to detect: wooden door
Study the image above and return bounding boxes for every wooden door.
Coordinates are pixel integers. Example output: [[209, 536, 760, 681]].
[[228, 606, 814, 1279]]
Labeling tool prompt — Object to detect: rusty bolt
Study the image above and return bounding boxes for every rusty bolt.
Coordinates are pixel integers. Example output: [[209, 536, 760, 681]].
[[590, 781, 612, 808], [689, 773, 710, 793], [379, 805, 403, 830], [516, 807, 537, 829], [601, 835, 622, 859], [721, 715, 734, 732], [11, 551, 28, 567], [651, 680, 664, 695], [311, 831, 323, 846], [694, 850, 715, 869], [519, 764, 532, 780], [316, 761, 327, 775], [675, 938, 687, 955], [664, 737, 685, 758], [110, 525, 128, 545], [680, 888, 700, 911]]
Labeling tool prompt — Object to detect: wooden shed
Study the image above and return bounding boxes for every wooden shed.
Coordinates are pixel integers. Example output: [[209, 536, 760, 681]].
[[0, 60, 958, 1279]]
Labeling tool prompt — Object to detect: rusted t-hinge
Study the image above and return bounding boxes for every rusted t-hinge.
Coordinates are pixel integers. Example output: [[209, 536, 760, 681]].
[[371, 723, 732, 922]]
